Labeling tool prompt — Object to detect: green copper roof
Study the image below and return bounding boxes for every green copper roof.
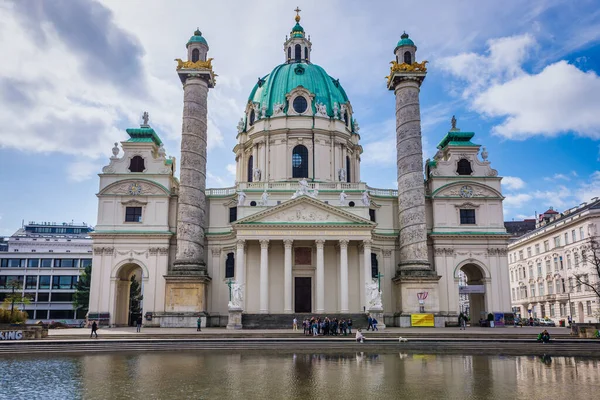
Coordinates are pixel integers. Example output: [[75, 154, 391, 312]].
[[437, 131, 478, 149], [126, 127, 163, 146], [248, 63, 349, 119], [291, 22, 305, 38], [187, 29, 207, 47], [396, 32, 415, 48]]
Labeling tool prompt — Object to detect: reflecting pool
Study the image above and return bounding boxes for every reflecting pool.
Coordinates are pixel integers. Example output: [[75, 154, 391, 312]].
[[2, 351, 599, 399]]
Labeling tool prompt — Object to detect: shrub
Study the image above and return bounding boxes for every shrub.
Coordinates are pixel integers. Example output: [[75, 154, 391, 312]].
[[0, 308, 28, 324]]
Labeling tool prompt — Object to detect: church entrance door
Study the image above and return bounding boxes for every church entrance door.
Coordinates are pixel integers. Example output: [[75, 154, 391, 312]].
[[295, 277, 312, 313]]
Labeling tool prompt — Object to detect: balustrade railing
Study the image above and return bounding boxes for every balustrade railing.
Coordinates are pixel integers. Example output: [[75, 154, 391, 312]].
[[206, 182, 399, 197]]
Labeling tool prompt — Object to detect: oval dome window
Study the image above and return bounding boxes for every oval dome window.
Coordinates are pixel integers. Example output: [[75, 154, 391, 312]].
[[293, 96, 308, 114]]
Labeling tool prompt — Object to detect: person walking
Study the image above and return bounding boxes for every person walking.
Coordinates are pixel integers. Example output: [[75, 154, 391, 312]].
[[293, 317, 298, 331], [136, 316, 142, 333], [459, 313, 467, 330], [90, 321, 98, 338], [372, 318, 379, 331], [367, 314, 373, 331], [347, 318, 353, 334], [196, 316, 202, 332]]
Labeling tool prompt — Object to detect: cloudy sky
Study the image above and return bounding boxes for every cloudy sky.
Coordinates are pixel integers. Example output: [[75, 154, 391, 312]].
[[1, 0, 599, 235]]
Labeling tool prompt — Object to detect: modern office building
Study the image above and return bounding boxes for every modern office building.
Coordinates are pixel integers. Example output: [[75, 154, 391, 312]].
[[0, 221, 93, 321], [508, 199, 600, 323]]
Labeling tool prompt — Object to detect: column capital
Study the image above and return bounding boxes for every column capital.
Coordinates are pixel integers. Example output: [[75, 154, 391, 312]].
[[339, 239, 349, 248], [283, 239, 294, 248], [260, 239, 270, 249], [382, 249, 392, 258], [315, 239, 325, 248], [236, 239, 246, 249], [211, 247, 222, 257]]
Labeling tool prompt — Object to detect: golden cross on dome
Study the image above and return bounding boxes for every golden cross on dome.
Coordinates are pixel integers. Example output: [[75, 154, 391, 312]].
[[294, 6, 301, 22]]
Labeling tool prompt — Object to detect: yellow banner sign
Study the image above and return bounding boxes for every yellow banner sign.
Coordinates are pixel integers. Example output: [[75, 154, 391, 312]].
[[411, 313, 434, 327]]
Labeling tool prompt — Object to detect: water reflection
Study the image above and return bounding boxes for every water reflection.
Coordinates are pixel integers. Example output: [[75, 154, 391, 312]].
[[1, 352, 599, 399]]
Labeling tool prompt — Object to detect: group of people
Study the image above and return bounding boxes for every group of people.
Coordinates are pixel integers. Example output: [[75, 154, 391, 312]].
[[300, 317, 353, 336], [366, 315, 379, 331]]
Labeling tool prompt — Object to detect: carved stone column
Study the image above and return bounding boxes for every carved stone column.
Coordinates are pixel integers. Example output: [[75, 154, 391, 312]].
[[315, 239, 325, 313], [260, 239, 270, 313], [339, 239, 349, 313], [158, 33, 216, 328], [388, 59, 429, 271], [172, 74, 210, 275], [284, 239, 293, 313]]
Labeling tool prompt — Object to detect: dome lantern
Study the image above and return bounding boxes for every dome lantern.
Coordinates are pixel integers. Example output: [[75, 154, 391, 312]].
[[284, 7, 312, 64], [394, 32, 417, 65], [186, 28, 209, 63]]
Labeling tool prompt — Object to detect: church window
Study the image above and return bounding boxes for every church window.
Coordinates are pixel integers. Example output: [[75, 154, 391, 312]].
[[346, 156, 351, 183], [287, 47, 291, 60], [250, 201, 257, 207], [293, 96, 308, 114], [295, 44, 301, 62], [304, 46, 308, 60], [250, 110, 256, 127], [344, 111, 349, 126], [229, 207, 237, 223], [403, 51, 412, 64], [371, 253, 379, 279], [369, 209, 376, 222], [125, 207, 142, 223], [191, 48, 200, 62], [129, 156, 145, 172], [247, 156, 253, 182], [349, 201, 355, 207], [459, 209, 476, 224], [456, 158, 473, 175], [292, 145, 309, 178], [225, 252, 235, 279]]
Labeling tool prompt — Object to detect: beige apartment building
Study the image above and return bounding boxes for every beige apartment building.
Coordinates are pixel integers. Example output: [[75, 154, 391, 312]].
[[508, 200, 600, 324]]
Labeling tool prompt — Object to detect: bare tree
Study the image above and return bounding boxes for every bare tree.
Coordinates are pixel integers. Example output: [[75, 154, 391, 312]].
[[572, 240, 600, 317]]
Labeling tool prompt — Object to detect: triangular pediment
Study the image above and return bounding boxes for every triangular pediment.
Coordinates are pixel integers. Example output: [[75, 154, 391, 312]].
[[234, 196, 375, 226]]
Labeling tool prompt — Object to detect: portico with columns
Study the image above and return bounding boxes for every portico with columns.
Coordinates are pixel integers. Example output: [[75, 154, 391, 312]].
[[226, 196, 377, 315]]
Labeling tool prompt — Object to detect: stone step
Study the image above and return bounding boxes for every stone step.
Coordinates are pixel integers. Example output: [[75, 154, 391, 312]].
[[1, 340, 597, 356]]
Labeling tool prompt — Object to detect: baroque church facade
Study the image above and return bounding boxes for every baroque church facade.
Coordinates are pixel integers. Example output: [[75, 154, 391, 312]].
[[88, 13, 511, 327]]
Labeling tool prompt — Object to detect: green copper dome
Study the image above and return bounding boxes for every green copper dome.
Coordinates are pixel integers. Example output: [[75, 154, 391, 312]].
[[248, 62, 349, 119], [187, 29, 207, 47], [396, 32, 415, 47]]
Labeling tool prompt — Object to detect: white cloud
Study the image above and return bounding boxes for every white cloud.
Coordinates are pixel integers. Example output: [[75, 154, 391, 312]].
[[502, 176, 525, 190], [226, 164, 237, 176], [67, 160, 103, 182], [474, 61, 600, 139], [576, 171, 600, 204], [439, 34, 600, 140], [503, 193, 533, 208]]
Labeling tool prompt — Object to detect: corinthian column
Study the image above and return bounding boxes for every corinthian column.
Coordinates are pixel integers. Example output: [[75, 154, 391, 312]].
[[284, 239, 293, 313], [259, 239, 270, 313], [315, 239, 325, 313], [339, 239, 349, 313]]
